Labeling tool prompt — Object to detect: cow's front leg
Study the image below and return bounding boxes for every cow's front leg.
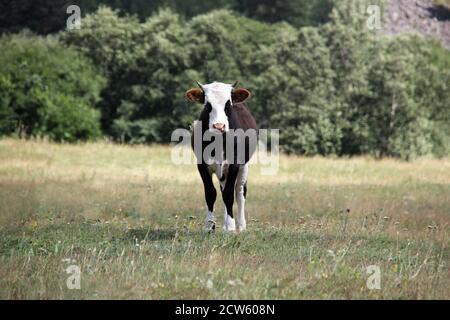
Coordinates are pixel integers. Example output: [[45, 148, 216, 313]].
[[221, 165, 239, 232], [197, 164, 217, 232]]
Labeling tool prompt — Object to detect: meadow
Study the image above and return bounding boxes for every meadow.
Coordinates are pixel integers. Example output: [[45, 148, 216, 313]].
[[0, 138, 448, 299]]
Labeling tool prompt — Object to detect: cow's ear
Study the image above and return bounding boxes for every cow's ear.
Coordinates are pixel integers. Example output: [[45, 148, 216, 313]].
[[232, 88, 251, 103], [186, 88, 204, 103]]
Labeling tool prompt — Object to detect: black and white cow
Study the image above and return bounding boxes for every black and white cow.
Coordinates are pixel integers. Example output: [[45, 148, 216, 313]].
[[186, 81, 257, 232]]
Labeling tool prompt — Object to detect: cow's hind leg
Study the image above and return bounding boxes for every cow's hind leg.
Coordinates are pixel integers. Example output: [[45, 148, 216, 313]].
[[222, 164, 239, 232], [235, 164, 249, 232], [198, 164, 217, 232]]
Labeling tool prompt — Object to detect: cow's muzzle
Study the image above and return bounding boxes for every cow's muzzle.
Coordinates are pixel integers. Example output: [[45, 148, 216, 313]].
[[212, 123, 226, 133]]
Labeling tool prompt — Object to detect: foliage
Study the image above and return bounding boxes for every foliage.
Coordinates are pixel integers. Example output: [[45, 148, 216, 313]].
[[0, 33, 104, 142], [0, 0, 332, 35], [258, 26, 342, 155], [60, 4, 450, 158], [416, 39, 450, 157], [62, 7, 188, 142], [233, 0, 333, 26], [62, 8, 286, 143], [0, 0, 70, 34], [2, 1, 449, 158], [267, 0, 449, 159]]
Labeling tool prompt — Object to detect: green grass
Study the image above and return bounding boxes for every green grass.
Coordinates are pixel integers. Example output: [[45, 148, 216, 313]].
[[0, 138, 448, 299]]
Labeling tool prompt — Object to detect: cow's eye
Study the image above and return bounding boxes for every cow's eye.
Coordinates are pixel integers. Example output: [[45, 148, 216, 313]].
[[204, 102, 212, 112]]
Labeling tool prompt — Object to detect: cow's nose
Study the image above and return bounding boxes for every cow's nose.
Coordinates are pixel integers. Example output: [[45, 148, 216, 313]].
[[212, 123, 226, 132]]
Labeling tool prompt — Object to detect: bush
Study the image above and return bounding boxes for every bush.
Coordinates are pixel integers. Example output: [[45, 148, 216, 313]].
[[270, 0, 449, 159], [0, 33, 104, 142]]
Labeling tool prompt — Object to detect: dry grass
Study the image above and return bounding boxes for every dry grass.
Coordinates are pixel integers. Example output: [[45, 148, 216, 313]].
[[0, 138, 448, 299]]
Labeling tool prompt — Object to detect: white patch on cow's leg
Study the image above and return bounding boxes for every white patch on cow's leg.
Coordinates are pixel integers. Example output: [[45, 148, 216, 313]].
[[205, 210, 216, 232], [235, 164, 248, 232], [235, 187, 246, 232], [223, 208, 236, 232]]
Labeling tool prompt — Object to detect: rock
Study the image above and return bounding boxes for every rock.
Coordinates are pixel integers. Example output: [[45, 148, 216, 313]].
[[382, 0, 450, 49]]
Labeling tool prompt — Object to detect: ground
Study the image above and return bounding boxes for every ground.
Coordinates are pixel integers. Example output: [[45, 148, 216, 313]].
[[0, 138, 448, 299]]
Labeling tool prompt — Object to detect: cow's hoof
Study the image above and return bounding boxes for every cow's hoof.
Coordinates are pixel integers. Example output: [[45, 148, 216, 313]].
[[223, 215, 236, 232], [205, 220, 216, 233], [237, 225, 247, 233]]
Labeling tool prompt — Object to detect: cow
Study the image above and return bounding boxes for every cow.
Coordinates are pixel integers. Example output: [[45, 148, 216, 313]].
[[186, 81, 257, 233]]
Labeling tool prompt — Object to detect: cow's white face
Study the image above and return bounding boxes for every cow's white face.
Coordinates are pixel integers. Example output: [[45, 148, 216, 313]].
[[186, 81, 252, 133], [202, 82, 233, 133]]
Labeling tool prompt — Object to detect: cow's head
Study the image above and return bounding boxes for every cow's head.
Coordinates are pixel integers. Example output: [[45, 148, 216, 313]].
[[186, 81, 251, 133]]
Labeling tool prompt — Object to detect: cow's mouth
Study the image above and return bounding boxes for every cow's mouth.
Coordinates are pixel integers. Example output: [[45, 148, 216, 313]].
[[209, 128, 226, 134]]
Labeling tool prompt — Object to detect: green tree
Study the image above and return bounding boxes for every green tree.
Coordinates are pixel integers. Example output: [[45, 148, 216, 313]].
[[320, 0, 448, 159], [412, 39, 450, 157], [255, 26, 342, 155], [62, 7, 189, 142], [0, 33, 104, 141]]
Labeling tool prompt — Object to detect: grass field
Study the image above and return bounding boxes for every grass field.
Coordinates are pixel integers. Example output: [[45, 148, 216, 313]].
[[0, 138, 448, 299]]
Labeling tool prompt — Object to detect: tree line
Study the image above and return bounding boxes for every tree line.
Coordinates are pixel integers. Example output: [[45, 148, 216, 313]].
[[0, 0, 333, 34], [0, 0, 449, 159]]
